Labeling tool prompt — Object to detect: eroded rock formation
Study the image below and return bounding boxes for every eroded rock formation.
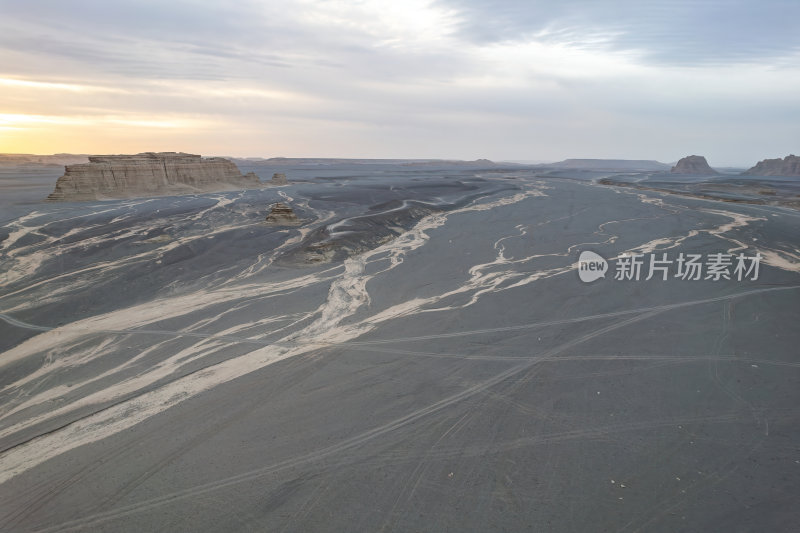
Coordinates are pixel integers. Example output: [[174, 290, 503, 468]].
[[269, 173, 288, 185], [46, 152, 262, 201], [265, 202, 299, 225], [744, 155, 800, 176], [670, 155, 718, 175]]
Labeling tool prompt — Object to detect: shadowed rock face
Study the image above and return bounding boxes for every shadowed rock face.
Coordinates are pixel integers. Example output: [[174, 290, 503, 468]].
[[671, 155, 718, 175], [46, 152, 262, 201], [744, 155, 800, 176], [265, 202, 299, 225]]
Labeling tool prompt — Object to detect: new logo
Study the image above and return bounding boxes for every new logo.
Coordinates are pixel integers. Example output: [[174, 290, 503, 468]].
[[578, 251, 608, 283]]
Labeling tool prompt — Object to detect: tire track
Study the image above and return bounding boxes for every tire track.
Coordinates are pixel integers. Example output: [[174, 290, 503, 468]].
[[1, 354, 325, 530], [25, 308, 665, 532], [3, 285, 798, 349], [342, 285, 800, 345]]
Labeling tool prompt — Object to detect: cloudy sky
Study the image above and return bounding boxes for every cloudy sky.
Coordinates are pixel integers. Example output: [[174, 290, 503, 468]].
[[1, 0, 798, 165]]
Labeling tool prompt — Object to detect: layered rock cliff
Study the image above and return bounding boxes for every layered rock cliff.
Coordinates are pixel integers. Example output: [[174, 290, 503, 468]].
[[46, 152, 263, 201], [670, 155, 718, 175], [744, 155, 800, 176]]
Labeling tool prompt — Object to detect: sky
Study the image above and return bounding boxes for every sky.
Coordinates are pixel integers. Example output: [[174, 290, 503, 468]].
[[0, 0, 798, 166]]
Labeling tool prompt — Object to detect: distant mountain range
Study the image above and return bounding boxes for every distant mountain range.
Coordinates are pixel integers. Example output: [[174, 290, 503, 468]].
[[2, 153, 797, 176], [228, 157, 503, 168], [230, 157, 674, 172], [543, 159, 671, 171], [0, 153, 89, 166]]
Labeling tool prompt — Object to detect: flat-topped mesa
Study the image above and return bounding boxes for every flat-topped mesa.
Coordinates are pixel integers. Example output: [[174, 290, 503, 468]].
[[670, 155, 718, 175], [744, 154, 800, 176], [46, 152, 263, 201]]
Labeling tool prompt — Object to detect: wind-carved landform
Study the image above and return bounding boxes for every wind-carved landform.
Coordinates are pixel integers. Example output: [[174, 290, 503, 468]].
[[670, 155, 718, 175], [265, 202, 300, 225], [744, 154, 800, 176], [598, 153, 800, 209], [46, 152, 264, 201], [269, 172, 289, 186]]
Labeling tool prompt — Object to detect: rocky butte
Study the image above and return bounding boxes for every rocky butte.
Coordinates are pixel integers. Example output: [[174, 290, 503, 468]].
[[46, 152, 264, 201], [744, 155, 800, 176], [269, 173, 289, 185], [670, 155, 718, 175], [265, 202, 300, 225]]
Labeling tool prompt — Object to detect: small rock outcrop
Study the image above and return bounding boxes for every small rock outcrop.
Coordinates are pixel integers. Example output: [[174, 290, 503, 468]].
[[47, 152, 262, 201], [670, 155, 718, 175], [269, 173, 288, 185], [744, 155, 800, 176], [265, 202, 299, 225]]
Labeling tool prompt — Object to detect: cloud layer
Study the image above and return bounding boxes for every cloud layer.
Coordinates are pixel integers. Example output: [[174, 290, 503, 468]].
[[1, 0, 798, 165]]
